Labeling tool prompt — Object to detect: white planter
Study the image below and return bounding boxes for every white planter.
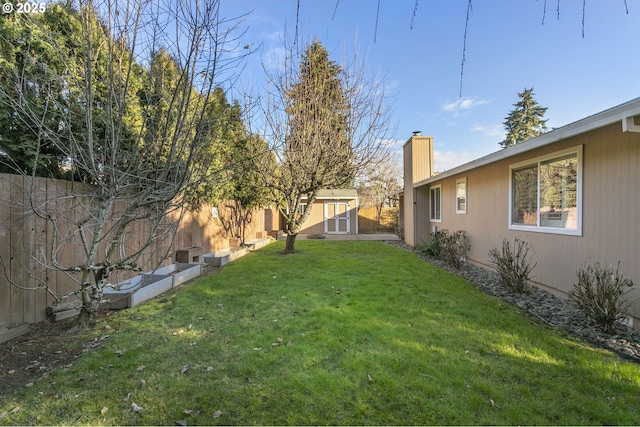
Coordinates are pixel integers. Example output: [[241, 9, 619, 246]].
[[203, 250, 231, 267], [103, 273, 173, 309], [229, 246, 248, 261], [151, 263, 202, 287], [103, 263, 202, 309]]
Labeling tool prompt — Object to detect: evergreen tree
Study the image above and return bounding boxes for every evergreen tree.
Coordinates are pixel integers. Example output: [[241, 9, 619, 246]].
[[0, 3, 84, 177], [260, 38, 392, 254], [279, 40, 353, 252], [500, 87, 548, 148]]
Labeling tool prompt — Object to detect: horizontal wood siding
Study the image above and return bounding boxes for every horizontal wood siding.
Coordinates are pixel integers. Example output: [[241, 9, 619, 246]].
[[418, 122, 640, 320]]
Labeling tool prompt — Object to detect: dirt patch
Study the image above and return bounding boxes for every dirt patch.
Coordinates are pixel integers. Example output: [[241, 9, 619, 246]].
[[0, 314, 108, 404]]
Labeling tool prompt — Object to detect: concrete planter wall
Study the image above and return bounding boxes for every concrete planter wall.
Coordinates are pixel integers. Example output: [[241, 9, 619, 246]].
[[103, 263, 202, 309], [203, 250, 231, 267], [103, 273, 173, 309], [102, 237, 273, 312], [153, 263, 202, 287]]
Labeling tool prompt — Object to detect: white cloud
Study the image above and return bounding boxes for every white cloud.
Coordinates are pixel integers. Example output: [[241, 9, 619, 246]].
[[261, 45, 286, 72], [471, 123, 504, 138], [441, 97, 489, 113], [433, 149, 477, 172]]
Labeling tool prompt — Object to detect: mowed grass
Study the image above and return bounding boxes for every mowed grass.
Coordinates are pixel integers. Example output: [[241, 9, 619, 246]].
[[3, 240, 640, 425]]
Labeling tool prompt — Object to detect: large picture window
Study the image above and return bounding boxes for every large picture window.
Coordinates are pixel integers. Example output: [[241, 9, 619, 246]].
[[430, 185, 441, 222], [510, 146, 582, 235]]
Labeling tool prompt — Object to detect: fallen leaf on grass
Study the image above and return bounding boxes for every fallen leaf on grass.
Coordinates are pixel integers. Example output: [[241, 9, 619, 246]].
[[100, 407, 108, 415], [367, 374, 373, 382], [131, 402, 143, 413], [123, 392, 131, 402], [181, 364, 192, 374], [212, 410, 222, 418], [0, 407, 19, 421], [183, 410, 193, 415], [136, 366, 146, 372], [206, 367, 213, 372]]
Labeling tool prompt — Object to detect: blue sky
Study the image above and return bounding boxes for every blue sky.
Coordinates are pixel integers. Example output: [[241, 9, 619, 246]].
[[220, 0, 640, 171]]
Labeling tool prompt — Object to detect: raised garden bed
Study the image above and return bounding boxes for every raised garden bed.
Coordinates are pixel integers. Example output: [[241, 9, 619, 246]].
[[103, 263, 202, 309], [203, 249, 231, 267], [103, 273, 173, 309], [245, 237, 271, 251], [153, 263, 202, 287]]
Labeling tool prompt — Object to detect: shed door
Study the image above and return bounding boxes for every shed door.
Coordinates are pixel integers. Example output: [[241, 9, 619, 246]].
[[324, 202, 350, 234]]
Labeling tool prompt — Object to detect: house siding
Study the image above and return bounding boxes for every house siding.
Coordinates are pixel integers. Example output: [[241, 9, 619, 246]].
[[415, 122, 640, 321]]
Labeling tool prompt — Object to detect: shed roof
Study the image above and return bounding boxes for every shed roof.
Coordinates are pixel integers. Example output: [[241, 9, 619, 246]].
[[414, 97, 640, 189], [312, 189, 358, 199]]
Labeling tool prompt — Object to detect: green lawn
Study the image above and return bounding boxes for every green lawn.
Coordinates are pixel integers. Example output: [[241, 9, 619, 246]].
[[2, 240, 640, 425]]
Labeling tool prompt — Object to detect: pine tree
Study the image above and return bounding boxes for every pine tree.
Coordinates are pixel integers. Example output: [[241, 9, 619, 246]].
[[500, 88, 548, 148]]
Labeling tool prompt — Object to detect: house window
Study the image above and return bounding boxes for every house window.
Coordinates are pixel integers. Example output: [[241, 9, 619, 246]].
[[297, 203, 307, 217], [509, 146, 582, 235], [430, 185, 441, 222], [456, 178, 467, 214]]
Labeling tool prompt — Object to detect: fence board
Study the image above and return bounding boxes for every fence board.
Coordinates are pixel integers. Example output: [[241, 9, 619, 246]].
[[358, 206, 398, 233], [0, 175, 12, 330], [0, 173, 280, 333]]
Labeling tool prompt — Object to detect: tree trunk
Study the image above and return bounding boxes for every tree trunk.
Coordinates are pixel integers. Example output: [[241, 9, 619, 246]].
[[284, 233, 297, 254], [75, 307, 94, 332]]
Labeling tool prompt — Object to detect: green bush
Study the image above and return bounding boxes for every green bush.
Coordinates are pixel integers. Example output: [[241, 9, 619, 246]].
[[569, 262, 634, 334], [420, 229, 470, 269], [420, 231, 442, 257], [488, 238, 536, 293]]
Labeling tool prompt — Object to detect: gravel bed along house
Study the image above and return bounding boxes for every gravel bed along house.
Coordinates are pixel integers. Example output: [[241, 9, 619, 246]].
[[385, 240, 640, 364]]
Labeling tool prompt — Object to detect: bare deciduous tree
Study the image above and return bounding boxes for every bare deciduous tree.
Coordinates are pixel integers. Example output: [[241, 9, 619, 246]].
[[255, 39, 395, 253], [357, 157, 402, 224], [0, 0, 248, 329]]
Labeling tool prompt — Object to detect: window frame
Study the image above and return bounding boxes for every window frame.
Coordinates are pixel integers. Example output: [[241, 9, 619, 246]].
[[508, 145, 583, 236], [430, 185, 442, 222], [297, 202, 307, 217], [455, 177, 467, 214]]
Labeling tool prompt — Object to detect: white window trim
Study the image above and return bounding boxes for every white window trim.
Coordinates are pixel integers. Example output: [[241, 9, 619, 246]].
[[430, 185, 442, 223], [455, 177, 467, 214], [508, 145, 583, 236]]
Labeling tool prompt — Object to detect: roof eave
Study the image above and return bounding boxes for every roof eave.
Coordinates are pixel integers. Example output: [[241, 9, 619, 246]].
[[413, 97, 640, 188]]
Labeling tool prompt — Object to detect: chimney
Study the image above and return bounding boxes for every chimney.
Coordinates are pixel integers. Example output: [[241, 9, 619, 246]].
[[402, 132, 434, 246]]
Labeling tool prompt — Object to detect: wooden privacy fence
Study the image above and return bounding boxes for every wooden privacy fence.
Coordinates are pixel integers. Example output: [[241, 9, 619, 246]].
[[358, 206, 398, 233], [0, 173, 281, 339]]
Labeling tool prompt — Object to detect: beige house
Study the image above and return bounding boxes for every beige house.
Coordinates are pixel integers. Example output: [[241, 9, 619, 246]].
[[402, 97, 640, 327], [297, 189, 359, 235]]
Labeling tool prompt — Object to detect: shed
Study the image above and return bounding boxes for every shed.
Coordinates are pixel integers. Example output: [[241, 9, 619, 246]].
[[298, 189, 359, 235]]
